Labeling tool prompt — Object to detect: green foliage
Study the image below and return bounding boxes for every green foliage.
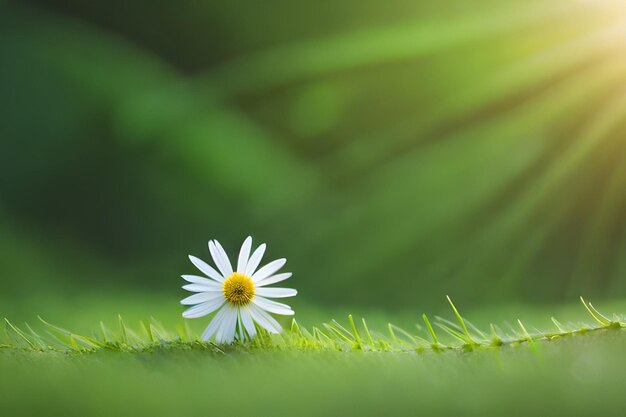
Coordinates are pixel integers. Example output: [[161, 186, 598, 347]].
[[1, 1, 626, 309]]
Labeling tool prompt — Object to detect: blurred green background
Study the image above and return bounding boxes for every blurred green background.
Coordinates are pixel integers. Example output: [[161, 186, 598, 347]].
[[1, 0, 626, 327]]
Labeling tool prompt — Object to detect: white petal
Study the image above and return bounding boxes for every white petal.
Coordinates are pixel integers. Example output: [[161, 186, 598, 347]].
[[180, 292, 223, 305], [216, 306, 238, 344], [253, 296, 293, 310], [256, 273, 292, 287], [245, 244, 266, 276], [237, 236, 252, 274], [255, 287, 297, 298], [226, 308, 239, 343], [253, 296, 294, 316], [201, 306, 229, 340], [252, 259, 286, 282], [188, 255, 224, 282], [240, 307, 256, 339], [182, 283, 222, 293], [249, 304, 282, 333], [209, 240, 233, 277], [236, 310, 245, 341], [181, 275, 221, 286], [182, 298, 224, 318], [214, 305, 231, 343]]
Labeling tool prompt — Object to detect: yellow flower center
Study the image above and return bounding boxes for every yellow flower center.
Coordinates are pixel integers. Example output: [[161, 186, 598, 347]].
[[222, 273, 255, 305]]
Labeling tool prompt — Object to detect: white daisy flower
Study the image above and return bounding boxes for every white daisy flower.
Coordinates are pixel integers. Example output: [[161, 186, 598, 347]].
[[181, 236, 297, 343]]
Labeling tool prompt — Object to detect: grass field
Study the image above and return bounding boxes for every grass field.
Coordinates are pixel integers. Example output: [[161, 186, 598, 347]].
[[2, 322, 625, 416], [2, 296, 625, 416]]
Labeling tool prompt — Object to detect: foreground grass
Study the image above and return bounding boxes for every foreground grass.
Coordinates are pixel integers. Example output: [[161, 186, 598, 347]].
[[1, 331, 625, 417], [1, 297, 625, 416], [3, 297, 624, 354]]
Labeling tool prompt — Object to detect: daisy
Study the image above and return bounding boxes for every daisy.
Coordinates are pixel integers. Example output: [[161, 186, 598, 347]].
[[181, 237, 297, 343]]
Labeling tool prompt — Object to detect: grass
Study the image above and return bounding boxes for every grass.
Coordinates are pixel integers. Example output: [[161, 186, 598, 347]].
[[1, 319, 625, 417], [3, 297, 623, 354], [1, 296, 625, 416]]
